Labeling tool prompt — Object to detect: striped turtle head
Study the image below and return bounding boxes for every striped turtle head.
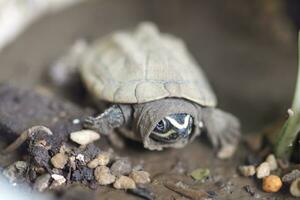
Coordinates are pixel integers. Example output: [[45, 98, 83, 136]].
[[150, 113, 193, 143]]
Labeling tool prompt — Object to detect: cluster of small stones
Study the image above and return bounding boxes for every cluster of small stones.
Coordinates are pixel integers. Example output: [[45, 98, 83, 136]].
[[2, 129, 151, 192], [93, 157, 151, 189], [238, 154, 300, 197]]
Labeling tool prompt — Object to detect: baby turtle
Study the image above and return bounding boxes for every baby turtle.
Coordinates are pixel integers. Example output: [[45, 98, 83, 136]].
[[79, 22, 240, 151]]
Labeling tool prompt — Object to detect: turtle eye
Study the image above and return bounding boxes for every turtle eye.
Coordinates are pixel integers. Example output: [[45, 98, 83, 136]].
[[154, 119, 168, 133]]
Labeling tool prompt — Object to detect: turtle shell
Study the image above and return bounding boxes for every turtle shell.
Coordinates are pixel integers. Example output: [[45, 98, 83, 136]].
[[80, 22, 217, 107]]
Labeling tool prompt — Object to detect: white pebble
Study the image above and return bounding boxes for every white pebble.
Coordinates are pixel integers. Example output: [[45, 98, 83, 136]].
[[72, 119, 80, 124], [76, 154, 85, 163], [265, 154, 278, 171], [290, 178, 300, 197], [51, 174, 66, 182], [256, 162, 270, 179], [70, 130, 100, 145], [51, 174, 66, 188], [238, 165, 256, 177]]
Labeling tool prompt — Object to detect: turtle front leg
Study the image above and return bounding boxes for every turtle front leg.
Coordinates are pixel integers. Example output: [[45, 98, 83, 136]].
[[84, 105, 127, 135], [202, 108, 241, 158]]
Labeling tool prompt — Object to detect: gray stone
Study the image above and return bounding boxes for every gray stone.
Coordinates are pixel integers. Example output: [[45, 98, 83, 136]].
[[33, 173, 51, 192], [282, 169, 300, 183], [110, 158, 132, 177], [2, 161, 28, 183]]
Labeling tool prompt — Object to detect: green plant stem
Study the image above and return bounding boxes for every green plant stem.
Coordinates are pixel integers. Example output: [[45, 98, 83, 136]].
[[275, 32, 300, 159]]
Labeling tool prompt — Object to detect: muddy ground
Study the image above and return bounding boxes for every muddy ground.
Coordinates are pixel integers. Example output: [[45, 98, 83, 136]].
[[0, 0, 299, 199]]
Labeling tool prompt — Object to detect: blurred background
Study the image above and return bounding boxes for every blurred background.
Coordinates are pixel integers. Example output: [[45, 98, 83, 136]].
[[0, 0, 299, 131]]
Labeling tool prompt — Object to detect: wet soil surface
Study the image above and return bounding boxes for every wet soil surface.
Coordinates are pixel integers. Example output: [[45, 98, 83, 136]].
[[0, 84, 296, 200], [0, 1, 299, 199]]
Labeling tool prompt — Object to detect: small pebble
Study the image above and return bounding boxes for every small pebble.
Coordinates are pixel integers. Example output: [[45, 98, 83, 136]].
[[282, 169, 300, 183], [76, 154, 85, 163], [290, 178, 300, 197], [94, 166, 116, 185], [51, 153, 68, 169], [130, 170, 151, 184], [51, 174, 66, 189], [114, 176, 136, 189], [72, 119, 80, 124], [51, 174, 66, 182], [238, 165, 256, 177], [87, 152, 110, 168], [33, 174, 51, 192], [3, 161, 28, 183], [262, 175, 282, 193], [70, 130, 100, 145], [265, 154, 277, 171], [256, 162, 270, 179], [111, 158, 132, 176]]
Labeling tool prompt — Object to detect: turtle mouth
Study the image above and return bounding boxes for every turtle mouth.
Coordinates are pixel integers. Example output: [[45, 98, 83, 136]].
[[150, 130, 182, 143], [149, 113, 193, 144]]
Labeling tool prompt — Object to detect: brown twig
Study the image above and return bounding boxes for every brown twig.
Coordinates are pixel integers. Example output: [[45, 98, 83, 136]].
[[164, 181, 208, 200], [2, 125, 53, 154]]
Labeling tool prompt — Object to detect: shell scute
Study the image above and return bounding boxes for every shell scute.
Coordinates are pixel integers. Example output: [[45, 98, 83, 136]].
[[80, 22, 217, 106]]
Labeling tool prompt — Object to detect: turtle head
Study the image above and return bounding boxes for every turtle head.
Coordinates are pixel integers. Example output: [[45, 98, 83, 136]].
[[149, 113, 193, 143]]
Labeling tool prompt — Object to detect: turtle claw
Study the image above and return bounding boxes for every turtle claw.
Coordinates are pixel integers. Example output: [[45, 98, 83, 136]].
[[83, 116, 102, 131], [203, 108, 240, 156], [84, 116, 97, 127], [211, 124, 240, 159]]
